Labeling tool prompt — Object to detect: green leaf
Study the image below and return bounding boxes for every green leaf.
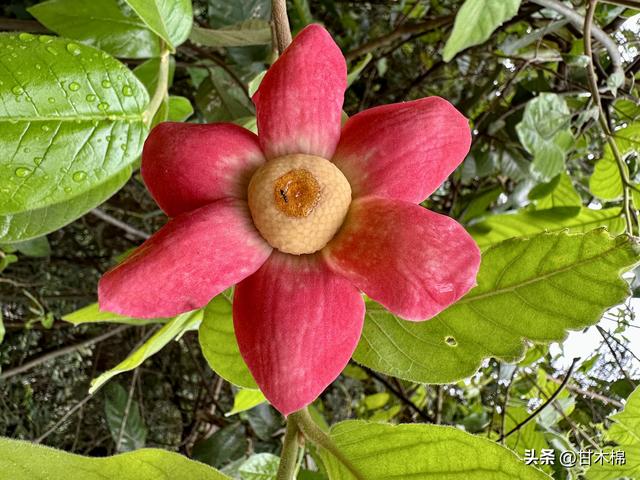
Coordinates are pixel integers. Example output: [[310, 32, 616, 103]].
[[90, 310, 202, 393], [167, 95, 193, 121], [123, 0, 192, 50], [321, 421, 549, 479], [1, 236, 51, 257], [104, 382, 148, 452], [347, 53, 372, 87], [468, 207, 624, 249], [0, 34, 148, 239], [504, 407, 549, 459], [0, 437, 230, 479], [442, 0, 522, 62], [195, 69, 254, 122], [226, 389, 267, 416], [529, 173, 582, 209], [207, 0, 271, 28], [353, 230, 639, 384], [199, 292, 258, 389], [587, 386, 640, 479], [192, 423, 247, 469], [28, 0, 161, 59], [516, 93, 573, 179], [590, 122, 640, 200], [62, 302, 164, 326], [190, 21, 271, 48], [238, 453, 279, 480]]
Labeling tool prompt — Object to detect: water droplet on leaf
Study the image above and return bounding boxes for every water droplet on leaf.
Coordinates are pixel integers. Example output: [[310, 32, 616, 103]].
[[72, 171, 87, 182], [69, 82, 80, 91], [122, 85, 133, 96], [101, 80, 111, 88], [18, 32, 34, 42], [12, 86, 24, 95], [97, 102, 109, 111], [86, 94, 96, 102], [33, 157, 43, 166], [15, 167, 31, 177], [66, 43, 81, 55]]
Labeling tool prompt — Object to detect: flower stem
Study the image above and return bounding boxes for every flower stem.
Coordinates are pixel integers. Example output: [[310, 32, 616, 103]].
[[276, 416, 300, 480], [143, 45, 170, 126], [290, 408, 365, 480], [271, 0, 292, 55]]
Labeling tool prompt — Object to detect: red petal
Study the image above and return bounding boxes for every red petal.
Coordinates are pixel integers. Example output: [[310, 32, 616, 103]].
[[142, 122, 265, 217], [253, 24, 346, 159], [99, 199, 271, 318], [324, 197, 480, 321], [332, 97, 471, 203], [233, 252, 364, 415]]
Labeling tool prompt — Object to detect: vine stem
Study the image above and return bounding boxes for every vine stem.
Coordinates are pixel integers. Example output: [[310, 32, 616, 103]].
[[289, 409, 366, 480], [276, 418, 300, 480], [143, 46, 170, 126], [583, 0, 633, 234], [271, 0, 292, 55]]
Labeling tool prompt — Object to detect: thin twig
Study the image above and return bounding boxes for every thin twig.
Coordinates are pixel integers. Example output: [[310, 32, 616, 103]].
[[271, 0, 292, 55], [115, 368, 140, 451], [90, 208, 150, 240], [363, 367, 432, 421], [35, 393, 95, 443], [597, 326, 638, 387], [499, 358, 579, 441], [0, 326, 130, 380]]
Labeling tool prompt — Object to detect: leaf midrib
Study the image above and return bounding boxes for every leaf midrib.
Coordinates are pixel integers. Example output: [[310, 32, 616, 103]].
[[461, 240, 629, 304], [0, 115, 144, 122]]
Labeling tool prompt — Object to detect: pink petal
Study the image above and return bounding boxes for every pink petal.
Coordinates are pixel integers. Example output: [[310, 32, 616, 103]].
[[142, 122, 265, 217], [324, 197, 480, 321], [253, 24, 346, 160], [99, 199, 271, 318], [332, 97, 471, 203], [233, 252, 364, 415]]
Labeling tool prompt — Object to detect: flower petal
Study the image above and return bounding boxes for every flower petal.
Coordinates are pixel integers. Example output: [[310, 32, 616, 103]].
[[233, 252, 364, 415], [99, 199, 271, 318], [332, 97, 471, 203], [142, 122, 265, 217], [253, 24, 346, 160], [324, 197, 480, 321]]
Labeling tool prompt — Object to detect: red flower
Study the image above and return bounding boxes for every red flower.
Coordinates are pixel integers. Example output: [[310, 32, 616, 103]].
[[98, 25, 480, 415]]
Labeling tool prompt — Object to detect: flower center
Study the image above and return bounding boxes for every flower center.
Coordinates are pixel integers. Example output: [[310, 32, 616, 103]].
[[248, 154, 352, 255]]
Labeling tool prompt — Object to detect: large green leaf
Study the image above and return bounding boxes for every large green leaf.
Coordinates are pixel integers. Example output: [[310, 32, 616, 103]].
[[0, 437, 229, 479], [590, 122, 640, 200], [207, 0, 271, 28], [0, 167, 130, 243], [28, 0, 161, 58], [516, 93, 573, 179], [529, 173, 582, 209], [123, 0, 192, 50], [469, 207, 625, 249], [442, 0, 522, 61], [199, 292, 258, 389], [190, 21, 271, 48], [90, 310, 202, 393], [238, 453, 280, 480], [321, 421, 549, 479], [587, 386, 640, 479], [0, 34, 148, 238], [227, 389, 267, 416], [353, 230, 638, 384]]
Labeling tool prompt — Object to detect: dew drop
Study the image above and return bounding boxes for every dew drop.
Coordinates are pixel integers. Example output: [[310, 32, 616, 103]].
[[445, 336, 458, 347], [38, 35, 52, 44], [66, 43, 81, 56], [122, 85, 133, 96], [105, 135, 113, 141], [45, 46, 58, 56], [48, 97, 55, 104], [18, 32, 34, 42], [101, 80, 111, 88], [64, 186, 72, 193], [97, 102, 109, 111], [86, 94, 96, 102], [33, 157, 43, 166], [23, 147, 30, 153], [68, 82, 80, 91], [41, 125, 50, 132], [72, 171, 87, 182], [35, 64, 42, 70], [12, 85, 24, 95], [120, 144, 128, 152], [15, 167, 31, 177]]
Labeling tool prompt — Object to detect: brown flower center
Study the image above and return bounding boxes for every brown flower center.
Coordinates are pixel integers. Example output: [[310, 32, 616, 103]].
[[273, 169, 320, 218]]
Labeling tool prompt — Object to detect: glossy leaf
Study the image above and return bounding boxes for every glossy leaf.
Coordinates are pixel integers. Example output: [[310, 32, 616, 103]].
[[0, 34, 148, 240], [190, 21, 271, 48], [28, 0, 161, 58], [321, 421, 549, 479], [442, 0, 522, 61], [516, 93, 573, 179], [0, 167, 130, 243], [104, 382, 147, 452], [123, 0, 192, 50], [90, 310, 202, 393], [353, 230, 639, 384], [192, 423, 247, 469], [167, 95, 193, 121], [199, 292, 258, 389], [587, 386, 640, 479], [529, 173, 582, 209], [207, 0, 271, 28], [238, 453, 279, 480], [469, 207, 624, 249], [195, 69, 254, 122], [0, 437, 230, 479]]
